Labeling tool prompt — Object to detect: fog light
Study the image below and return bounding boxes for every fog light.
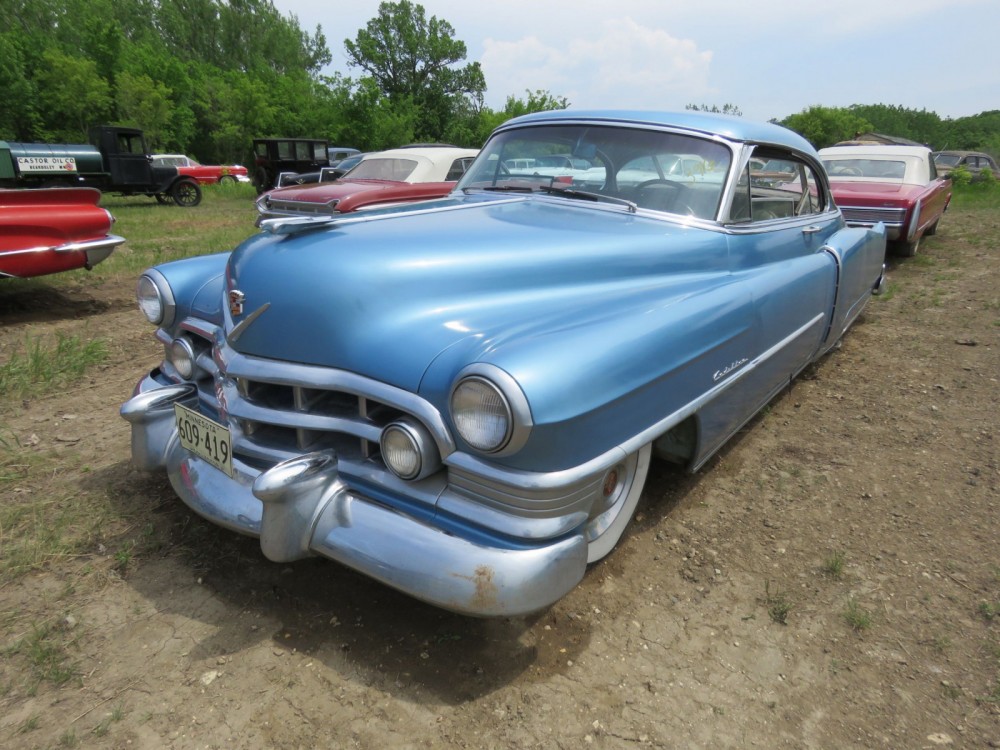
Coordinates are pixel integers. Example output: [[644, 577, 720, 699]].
[[380, 419, 441, 481], [169, 337, 196, 379], [381, 424, 422, 479]]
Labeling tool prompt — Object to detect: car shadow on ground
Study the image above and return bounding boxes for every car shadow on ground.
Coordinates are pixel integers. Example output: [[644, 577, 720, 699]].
[[0, 280, 128, 323], [91, 461, 600, 704]]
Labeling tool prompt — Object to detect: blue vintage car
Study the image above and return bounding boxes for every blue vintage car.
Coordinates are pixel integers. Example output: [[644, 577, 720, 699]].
[[121, 110, 887, 616]]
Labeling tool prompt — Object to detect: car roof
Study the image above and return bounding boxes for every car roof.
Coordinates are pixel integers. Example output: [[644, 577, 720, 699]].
[[360, 147, 479, 161], [934, 150, 990, 158], [499, 109, 818, 155], [819, 145, 931, 159]]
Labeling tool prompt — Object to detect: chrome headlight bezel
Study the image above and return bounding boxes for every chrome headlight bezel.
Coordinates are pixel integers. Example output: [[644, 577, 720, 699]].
[[168, 336, 197, 380], [136, 269, 176, 327], [380, 418, 442, 480], [449, 364, 532, 456]]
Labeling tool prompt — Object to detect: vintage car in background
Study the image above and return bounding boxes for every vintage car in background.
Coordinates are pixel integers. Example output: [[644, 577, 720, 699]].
[[819, 145, 951, 257], [252, 137, 329, 193], [255, 146, 478, 222], [121, 110, 886, 616], [151, 155, 250, 185], [327, 146, 360, 166], [1, 187, 125, 278], [932, 150, 1000, 180]]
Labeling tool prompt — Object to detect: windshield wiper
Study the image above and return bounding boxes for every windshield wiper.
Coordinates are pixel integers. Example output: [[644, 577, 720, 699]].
[[536, 185, 637, 212], [467, 185, 535, 193]]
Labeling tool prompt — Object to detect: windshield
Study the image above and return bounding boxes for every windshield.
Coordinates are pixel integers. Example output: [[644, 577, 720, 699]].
[[933, 153, 961, 167], [822, 158, 906, 180], [458, 124, 732, 220], [347, 157, 419, 181]]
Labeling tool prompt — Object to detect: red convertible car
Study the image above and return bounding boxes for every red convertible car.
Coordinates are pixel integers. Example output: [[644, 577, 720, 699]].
[[819, 145, 951, 256], [151, 155, 250, 185], [1, 188, 125, 279], [255, 146, 478, 223]]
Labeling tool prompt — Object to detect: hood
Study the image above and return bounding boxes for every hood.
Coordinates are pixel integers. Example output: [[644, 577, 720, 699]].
[[264, 179, 397, 203], [262, 179, 457, 214], [226, 197, 724, 391]]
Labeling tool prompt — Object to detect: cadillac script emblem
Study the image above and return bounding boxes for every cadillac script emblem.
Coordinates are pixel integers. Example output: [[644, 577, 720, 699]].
[[228, 289, 245, 317]]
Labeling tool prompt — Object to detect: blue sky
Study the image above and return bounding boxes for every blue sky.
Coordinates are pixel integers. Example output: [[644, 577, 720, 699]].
[[272, 0, 997, 123]]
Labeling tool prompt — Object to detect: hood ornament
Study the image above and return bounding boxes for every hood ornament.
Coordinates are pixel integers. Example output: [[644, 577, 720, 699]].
[[229, 289, 246, 317]]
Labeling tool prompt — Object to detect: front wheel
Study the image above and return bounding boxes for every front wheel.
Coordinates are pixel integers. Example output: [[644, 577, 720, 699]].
[[219, 174, 237, 186], [171, 179, 202, 207], [584, 444, 652, 563]]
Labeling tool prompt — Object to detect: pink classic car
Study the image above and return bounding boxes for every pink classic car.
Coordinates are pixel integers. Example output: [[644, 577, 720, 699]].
[[254, 147, 478, 224], [0, 188, 125, 279], [819, 145, 952, 256]]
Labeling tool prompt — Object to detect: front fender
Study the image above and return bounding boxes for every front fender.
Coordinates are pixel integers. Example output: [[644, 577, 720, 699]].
[[421, 276, 754, 472]]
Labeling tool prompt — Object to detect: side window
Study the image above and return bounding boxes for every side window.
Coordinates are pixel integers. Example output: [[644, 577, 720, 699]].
[[732, 150, 826, 223], [445, 158, 470, 181]]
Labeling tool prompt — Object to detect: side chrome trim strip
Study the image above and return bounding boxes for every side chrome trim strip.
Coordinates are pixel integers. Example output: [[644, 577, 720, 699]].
[[447, 311, 826, 489]]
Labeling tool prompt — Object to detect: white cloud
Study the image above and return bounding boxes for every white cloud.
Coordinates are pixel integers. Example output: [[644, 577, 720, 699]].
[[481, 18, 713, 108]]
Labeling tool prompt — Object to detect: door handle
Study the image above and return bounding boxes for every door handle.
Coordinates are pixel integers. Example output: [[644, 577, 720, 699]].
[[802, 225, 822, 234]]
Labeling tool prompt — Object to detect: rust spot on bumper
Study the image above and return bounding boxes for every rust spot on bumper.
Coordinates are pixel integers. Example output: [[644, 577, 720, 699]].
[[470, 565, 499, 612]]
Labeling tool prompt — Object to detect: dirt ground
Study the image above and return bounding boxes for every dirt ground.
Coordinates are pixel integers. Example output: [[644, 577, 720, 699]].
[[0, 204, 998, 749]]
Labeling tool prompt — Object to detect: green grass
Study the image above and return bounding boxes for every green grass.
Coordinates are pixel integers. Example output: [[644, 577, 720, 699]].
[[843, 597, 873, 632], [764, 580, 792, 625], [822, 551, 846, 578], [97, 183, 260, 275], [0, 334, 108, 401], [0, 488, 113, 581], [6, 622, 80, 692]]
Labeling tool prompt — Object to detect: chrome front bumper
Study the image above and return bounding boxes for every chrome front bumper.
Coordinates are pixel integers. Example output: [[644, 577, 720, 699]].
[[121, 382, 588, 617]]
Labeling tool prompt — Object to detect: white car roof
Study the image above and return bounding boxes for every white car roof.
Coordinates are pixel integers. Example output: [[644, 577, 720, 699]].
[[819, 145, 933, 186], [352, 147, 479, 182]]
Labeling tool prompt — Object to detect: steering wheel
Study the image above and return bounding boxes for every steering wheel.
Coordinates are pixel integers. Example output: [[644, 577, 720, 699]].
[[634, 178, 685, 191], [632, 178, 696, 215], [838, 167, 862, 176]]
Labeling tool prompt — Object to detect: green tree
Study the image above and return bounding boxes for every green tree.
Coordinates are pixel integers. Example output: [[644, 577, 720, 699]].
[[116, 72, 172, 144], [35, 48, 112, 140], [847, 104, 942, 147], [344, 1, 486, 141], [0, 32, 40, 139], [779, 105, 873, 149]]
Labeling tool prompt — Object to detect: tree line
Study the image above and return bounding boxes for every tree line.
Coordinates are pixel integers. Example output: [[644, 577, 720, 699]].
[[0, 0, 995, 166], [0, 0, 566, 164], [777, 105, 1000, 154]]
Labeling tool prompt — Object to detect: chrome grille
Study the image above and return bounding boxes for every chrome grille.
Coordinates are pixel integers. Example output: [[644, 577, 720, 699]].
[[839, 205, 906, 226], [264, 198, 339, 216], [232, 377, 404, 461]]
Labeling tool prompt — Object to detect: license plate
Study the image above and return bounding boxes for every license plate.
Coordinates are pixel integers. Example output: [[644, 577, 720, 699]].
[[174, 403, 233, 477]]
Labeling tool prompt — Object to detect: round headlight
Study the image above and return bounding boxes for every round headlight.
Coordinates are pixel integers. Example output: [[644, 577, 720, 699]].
[[137, 275, 164, 324], [380, 424, 422, 480], [169, 337, 196, 380], [451, 377, 512, 453]]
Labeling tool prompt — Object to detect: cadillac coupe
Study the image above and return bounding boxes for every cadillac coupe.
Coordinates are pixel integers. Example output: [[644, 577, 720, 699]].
[[121, 110, 887, 616]]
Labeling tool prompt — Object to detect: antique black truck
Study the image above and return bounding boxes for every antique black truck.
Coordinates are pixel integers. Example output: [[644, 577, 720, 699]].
[[0, 126, 202, 206]]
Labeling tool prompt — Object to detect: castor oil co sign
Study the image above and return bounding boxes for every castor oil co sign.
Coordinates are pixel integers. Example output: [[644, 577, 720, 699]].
[[16, 156, 78, 173]]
